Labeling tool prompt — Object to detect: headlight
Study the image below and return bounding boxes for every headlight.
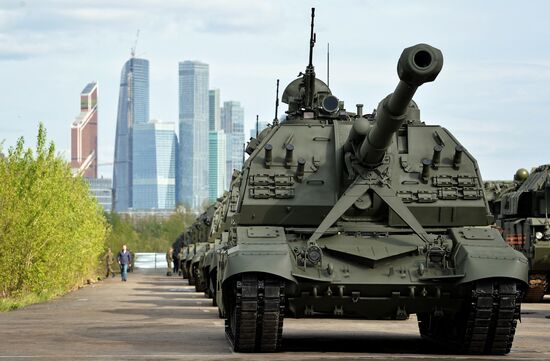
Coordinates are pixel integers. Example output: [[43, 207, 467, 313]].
[[306, 245, 322, 265], [535, 232, 543, 240]]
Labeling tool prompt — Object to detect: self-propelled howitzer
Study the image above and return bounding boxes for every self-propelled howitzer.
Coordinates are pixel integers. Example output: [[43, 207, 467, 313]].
[[217, 8, 528, 355], [487, 165, 550, 302]]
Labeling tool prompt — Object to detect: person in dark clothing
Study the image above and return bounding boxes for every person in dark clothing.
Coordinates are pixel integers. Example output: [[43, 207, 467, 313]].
[[104, 248, 116, 278], [117, 244, 132, 282]]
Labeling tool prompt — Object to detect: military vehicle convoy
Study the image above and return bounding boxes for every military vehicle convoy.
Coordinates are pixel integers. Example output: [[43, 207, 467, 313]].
[[486, 166, 550, 302], [177, 8, 528, 355], [180, 208, 217, 292]]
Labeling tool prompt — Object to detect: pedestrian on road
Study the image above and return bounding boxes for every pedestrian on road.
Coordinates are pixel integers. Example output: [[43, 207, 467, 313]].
[[117, 244, 132, 282], [166, 247, 173, 276], [129, 250, 136, 273], [104, 248, 116, 278]]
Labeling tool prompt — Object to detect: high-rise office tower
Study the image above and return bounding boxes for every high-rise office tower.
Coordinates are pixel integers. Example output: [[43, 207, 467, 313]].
[[208, 88, 226, 200], [71, 82, 98, 178], [132, 119, 177, 209], [178, 61, 209, 210], [208, 89, 221, 131], [113, 57, 150, 212], [221, 101, 245, 187], [208, 130, 226, 202], [86, 177, 113, 212]]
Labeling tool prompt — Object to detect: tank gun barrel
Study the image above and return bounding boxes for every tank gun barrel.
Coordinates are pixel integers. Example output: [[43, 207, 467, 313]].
[[359, 43, 443, 166]]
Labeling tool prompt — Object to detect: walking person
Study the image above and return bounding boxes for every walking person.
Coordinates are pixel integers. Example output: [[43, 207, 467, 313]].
[[104, 248, 116, 278], [117, 244, 132, 282], [166, 247, 173, 276]]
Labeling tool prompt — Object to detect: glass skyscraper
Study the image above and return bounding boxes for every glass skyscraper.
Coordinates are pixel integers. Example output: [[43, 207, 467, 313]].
[[208, 89, 221, 132], [113, 57, 150, 212], [221, 101, 245, 188], [208, 130, 226, 202], [132, 120, 177, 209], [86, 177, 113, 212], [178, 61, 209, 210]]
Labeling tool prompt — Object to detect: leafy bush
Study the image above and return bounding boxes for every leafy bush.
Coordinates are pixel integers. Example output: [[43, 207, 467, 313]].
[[104, 211, 196, 253], [0, 124, 107, 305]]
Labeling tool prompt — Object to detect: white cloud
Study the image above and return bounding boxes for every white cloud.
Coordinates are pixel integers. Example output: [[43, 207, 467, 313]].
[[1, 0, 550, 180]]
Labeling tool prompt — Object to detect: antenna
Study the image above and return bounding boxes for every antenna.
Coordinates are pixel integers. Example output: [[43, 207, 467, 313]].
[[327, 42, 330, 87], [273, 79, 280, 125], [131, 29, 140, 58], [256, 115, 259, 138], [304, 8, 316, 109]]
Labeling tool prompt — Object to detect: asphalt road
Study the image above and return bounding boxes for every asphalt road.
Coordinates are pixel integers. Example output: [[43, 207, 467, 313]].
[[1, 270, 549, 361]]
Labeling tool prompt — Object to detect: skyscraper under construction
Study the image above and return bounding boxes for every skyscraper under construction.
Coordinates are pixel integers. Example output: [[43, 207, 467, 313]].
[[112, 57, 149, 212]]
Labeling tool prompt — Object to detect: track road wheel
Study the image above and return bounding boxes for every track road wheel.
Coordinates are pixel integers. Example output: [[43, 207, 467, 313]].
[[418, 280, 522, 355], [193, 265, 203, 292], [187, 265, 195, 286], [225, 273, 285, 352]]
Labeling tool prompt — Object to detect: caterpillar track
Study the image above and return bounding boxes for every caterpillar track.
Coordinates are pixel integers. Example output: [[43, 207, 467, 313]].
[[193, 264, 206, 293], [225, 273, 285, 352], [418, 280, 522, 355]]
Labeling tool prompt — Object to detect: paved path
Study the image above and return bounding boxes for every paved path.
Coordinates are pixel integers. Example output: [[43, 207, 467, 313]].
[[1, 270, 550, 360]]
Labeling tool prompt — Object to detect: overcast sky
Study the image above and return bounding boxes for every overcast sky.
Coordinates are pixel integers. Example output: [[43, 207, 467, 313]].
[[0, 0, 549, 180]]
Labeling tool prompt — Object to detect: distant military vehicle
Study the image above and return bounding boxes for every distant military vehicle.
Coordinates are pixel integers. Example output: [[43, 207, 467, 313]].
[[183, 212, 212, 291], [192, 205, 218, 293], [213, 8, 528, 354], [200, 193, 229, 300], [179, 230, 191, 279], [487, 165, 550, 302]]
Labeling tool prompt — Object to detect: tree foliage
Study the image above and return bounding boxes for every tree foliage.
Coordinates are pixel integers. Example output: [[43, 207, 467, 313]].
[[104, 210, 195, 253], [0, 124, 107, 303]]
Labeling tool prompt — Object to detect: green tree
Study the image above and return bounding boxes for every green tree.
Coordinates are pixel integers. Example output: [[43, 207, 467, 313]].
[[104, 210, 196, 253], [0, 124, 106, 306]]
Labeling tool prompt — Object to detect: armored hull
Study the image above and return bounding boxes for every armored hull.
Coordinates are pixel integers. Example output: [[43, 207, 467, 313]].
[[217, 115, 528, 354], [209, 8, 528, 354]]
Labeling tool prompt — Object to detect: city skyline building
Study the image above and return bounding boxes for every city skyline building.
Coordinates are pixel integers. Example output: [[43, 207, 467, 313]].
[[132, 119, 177, 209], [112, 57, 150, 212], [86, 177, 112, 212], [208, 130, 226, 202], [208, 89, 221, 131], [71, 82, 98, 178], [178, 60, 209, 210], [221, 101, 245, 187]]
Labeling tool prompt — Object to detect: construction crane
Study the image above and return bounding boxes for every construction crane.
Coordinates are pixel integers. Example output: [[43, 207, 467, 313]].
[[130, 29, 140, 58]]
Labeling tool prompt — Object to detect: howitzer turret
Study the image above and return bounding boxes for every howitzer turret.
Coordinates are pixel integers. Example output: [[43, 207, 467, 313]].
[[357, 44, 443, 166]]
